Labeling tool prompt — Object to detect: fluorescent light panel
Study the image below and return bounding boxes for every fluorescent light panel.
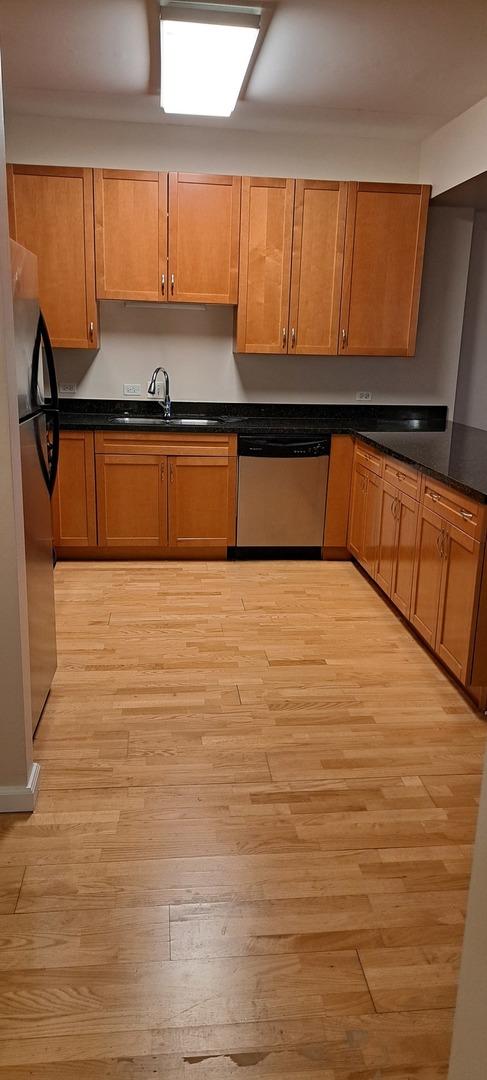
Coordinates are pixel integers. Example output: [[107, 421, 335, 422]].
[[160, 14, 259, 116]]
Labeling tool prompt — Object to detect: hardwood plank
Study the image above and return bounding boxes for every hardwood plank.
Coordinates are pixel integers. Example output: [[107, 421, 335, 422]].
[[3, 560, 486, 1076]]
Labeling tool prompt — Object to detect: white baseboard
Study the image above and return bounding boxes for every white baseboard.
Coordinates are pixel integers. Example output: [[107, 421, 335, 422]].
[[0, 762, 41, 813]]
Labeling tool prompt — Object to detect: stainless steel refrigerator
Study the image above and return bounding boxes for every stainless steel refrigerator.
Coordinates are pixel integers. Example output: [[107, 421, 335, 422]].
[[11, 240, 59, 733]]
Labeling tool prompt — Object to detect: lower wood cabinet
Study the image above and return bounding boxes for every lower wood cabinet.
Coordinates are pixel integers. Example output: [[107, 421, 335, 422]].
[[54, 429, 237, 558], [347, 456, 381, 577], [168, 456, 236, 548], [52, 431, 97, 548], [96, 454, 168, 548], [411, 504, 484, 684], [376, 478, 419, 618]]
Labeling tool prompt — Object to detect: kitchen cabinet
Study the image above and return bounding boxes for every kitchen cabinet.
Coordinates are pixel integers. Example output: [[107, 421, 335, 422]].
[[96, 454, 168, 548], [339, 182, 430, 356], [52, 431, 97, 548], [411, 503, 484, 684], [323, 434, 354, 558], [168, 456, 237, 547], [288, 180, 347, 354], [376, 468, 420, 619], [94, 169, 168, 302], [348, 450, 382, 577], [78, 430, 238, 557], [168, 173, 241, 304], [7, 164, 98, 348], [236, 176, 295, 353]]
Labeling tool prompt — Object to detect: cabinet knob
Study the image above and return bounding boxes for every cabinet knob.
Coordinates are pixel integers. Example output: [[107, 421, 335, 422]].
[[161, 273, 165, 295], [171, 273, 175, 295]]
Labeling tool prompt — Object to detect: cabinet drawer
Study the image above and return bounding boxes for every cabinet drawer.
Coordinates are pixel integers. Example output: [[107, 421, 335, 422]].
[[383, 455, 420, 500], [421, 475, 486, 542], [95, 430, 235, 457], [354, 440, 383, 477]]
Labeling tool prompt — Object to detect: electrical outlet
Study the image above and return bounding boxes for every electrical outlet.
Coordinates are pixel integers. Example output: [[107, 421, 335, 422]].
[[60, 382, 77, 395], [356, 391, 372, 401], [123, 383, 141, 397]]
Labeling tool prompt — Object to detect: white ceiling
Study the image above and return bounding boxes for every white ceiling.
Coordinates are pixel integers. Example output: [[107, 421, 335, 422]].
[[2, 0, 487, 141]]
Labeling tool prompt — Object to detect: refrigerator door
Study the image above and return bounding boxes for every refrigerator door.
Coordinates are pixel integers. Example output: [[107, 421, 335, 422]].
[[11, 240, 42, 421], [19, 413, 57, 733]]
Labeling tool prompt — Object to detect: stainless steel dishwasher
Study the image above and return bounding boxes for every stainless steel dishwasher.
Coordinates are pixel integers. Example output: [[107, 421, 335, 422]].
[[236, 434, 330, 557]]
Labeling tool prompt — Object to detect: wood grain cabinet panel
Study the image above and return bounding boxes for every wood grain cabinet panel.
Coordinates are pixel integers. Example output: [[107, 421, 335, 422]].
[[410, 504, 444, 648], [376, 479, 398, 596], [340, 182, 430, 356], [94, 169, 168, 301], [168, 456, 235, 548], [347, 457, 380, 576], [168, 173, 241, 304], [52, 432, 97, 548], [96, 454, 168, 548], [236, 176, 295, 354], [7, 164, 98, 348], [288, 180, 347, 354], [391, 491, 419, 619], [348, 460, 368, 562], [436, 525, 483, 684]]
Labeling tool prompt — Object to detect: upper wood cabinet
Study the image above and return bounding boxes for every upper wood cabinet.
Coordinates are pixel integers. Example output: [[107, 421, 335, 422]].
[[168, 173, 241, 304], [289, 180, 347, 355], [236, 176, 295, 354], [94, 170, 168, 302], [340, 182, 430, 356], [7, 164, 98, 348], [51, 431, 97, 548]]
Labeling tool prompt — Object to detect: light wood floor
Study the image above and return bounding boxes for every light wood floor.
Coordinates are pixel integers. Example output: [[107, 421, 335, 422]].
[[1, 560, 486, 1079]]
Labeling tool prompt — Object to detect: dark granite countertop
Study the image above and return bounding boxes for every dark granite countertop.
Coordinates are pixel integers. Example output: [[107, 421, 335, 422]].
[[358, 422, 487, 503], [57, 400, 487, 503]]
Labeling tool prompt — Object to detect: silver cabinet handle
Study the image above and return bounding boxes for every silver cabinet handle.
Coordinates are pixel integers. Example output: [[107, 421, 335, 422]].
[[161, 273, 165, 295], [428, 491, 441, 502], [341, 328, 347, 347], [282, 327, 287, 349], [160, 462, 165, 479], [436, 532, 443, 557], [291, 327, 296, 348], [89, 321, 94, 341], [171, 273, 175, 295], [460, 510, 474, 520]]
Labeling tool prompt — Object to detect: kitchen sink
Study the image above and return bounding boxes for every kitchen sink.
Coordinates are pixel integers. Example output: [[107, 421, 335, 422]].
[[108, 416, 227, 426]]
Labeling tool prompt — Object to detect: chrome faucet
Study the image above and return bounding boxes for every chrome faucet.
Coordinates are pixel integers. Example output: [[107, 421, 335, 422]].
[[148, 366, 171, 418]]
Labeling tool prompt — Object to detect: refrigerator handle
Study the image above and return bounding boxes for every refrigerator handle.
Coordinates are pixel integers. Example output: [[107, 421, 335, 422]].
[[38, 311, 59, 410], [35, 311, 60, 495]]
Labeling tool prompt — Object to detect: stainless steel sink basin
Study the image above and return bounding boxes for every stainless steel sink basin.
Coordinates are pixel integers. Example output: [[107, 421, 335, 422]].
[[108, 416, 226, 427]]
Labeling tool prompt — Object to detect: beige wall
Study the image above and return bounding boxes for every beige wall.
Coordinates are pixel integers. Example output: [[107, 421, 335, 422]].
[[454, 211, 487, 431], [0, 67, 37, 805], [5, 112, 421, 181], [420, 93, 487, 197]]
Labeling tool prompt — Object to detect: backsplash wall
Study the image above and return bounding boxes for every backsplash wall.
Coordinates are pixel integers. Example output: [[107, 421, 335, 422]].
[[54, 206, 473, 411]]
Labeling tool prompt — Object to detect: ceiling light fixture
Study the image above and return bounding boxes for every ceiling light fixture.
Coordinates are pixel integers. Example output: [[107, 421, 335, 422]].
[[160, 2, 262, 117]]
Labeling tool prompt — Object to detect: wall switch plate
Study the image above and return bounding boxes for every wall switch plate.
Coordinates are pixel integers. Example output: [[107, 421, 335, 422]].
[[60, 382, 77, 395], [356, 391, 372, 401], [123, 383, 141, 397]]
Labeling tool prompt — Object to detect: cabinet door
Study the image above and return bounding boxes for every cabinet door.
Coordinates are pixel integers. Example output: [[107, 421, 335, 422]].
[[94, 170, 167, 301], [289, 180, 347, 355], [168, 173, 240, 304], [52, 431, 97, 548], [436, 525, 483, 685], [410, 504, 443, 647], [168, 456, 234, 548], [348, 461, 367, 561], [7, 164, 98, 348], [340, 182, 430, 356], [236, 177, 295, 354], [362, 472, 382, 578], [391, 491, 419, 619], [376, 479, 398, 596], [96, 454, 168, 548]]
